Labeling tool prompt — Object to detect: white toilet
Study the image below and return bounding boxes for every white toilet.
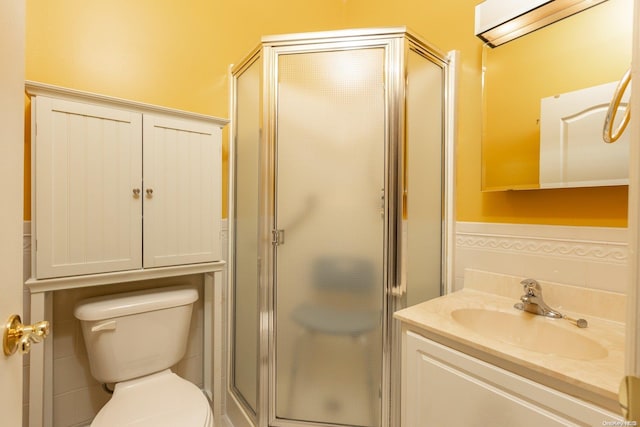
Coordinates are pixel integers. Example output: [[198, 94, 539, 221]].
[[74, 286, 213, 427]]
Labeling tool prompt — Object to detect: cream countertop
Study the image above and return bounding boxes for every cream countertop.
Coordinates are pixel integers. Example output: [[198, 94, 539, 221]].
[[394, 270, 625, 413]]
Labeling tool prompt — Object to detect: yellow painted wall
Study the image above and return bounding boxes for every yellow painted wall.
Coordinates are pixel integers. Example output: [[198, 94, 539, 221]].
[[343, 0, 628, 227], [24, 0, 349, 220], [24, 0, 629, 227]]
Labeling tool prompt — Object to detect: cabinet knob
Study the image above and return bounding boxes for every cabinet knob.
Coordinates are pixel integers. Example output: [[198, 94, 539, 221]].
[[146, 188, 154, 197], [132, 188, 141, 197]]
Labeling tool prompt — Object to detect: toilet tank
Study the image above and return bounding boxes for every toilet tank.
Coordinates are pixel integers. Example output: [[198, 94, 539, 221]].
[[74, 286, 198, 384]]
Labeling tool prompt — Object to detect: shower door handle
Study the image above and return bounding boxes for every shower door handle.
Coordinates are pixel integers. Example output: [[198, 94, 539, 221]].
[[272, 229, 285, 246], [391, 219, 408, 297]]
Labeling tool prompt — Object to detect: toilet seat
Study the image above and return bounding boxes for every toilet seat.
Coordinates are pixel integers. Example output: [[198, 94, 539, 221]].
[[91, 370, 213, 427]]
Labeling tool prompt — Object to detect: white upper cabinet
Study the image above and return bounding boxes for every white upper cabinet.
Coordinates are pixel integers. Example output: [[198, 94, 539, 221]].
[[142, 114, 222, 268], [28, 82, 227, 280], [33, 96, 143, 278]]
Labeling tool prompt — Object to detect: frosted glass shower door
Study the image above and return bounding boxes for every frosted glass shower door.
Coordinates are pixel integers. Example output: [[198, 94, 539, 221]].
[[403, 49, 444, 307], [232, 56, 261, 414], [274, 48, 385, 427]]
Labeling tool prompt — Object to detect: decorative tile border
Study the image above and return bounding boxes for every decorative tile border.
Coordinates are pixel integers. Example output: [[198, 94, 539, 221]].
[[454, 222, 629, 294], [456, 233, 628, 264], [456, 222, 628, 264]]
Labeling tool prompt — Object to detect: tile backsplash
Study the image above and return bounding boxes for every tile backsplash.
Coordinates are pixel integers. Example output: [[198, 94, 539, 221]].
[[455, 222, 628, 295], [463, 268, 626, 322]]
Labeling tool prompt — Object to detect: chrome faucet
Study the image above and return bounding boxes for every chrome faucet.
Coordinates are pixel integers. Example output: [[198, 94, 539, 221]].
[[514, 279, 588, 328], [515, 279, 563, 319]]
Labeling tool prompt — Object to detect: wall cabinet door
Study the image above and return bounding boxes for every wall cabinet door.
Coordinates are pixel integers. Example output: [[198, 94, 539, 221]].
[[34, 96, 143, 278], [402, 330, 622, 427], [142, 114, 222, 268]]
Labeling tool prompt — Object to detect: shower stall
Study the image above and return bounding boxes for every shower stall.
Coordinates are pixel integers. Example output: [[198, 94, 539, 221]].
[[228, 28, 456, 427]]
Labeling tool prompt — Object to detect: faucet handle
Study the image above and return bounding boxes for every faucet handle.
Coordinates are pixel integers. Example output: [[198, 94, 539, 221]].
[[520, 278, 541, 296]]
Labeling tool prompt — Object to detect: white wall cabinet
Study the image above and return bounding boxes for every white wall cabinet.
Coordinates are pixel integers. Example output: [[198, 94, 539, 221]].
[[142, 113, 222, 268], [402, 329, 622, 427], [28, 82, 227, 279], [33, 95, 143, 278]]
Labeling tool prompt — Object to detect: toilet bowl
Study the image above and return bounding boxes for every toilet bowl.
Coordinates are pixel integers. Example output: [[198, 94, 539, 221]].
[[74, 286, 213, 427], [91, 370, 212, 427]]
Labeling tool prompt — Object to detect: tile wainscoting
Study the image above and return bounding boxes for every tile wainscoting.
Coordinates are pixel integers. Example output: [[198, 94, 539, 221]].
[[22, 220, 624, 425], [455, 222, 628, 295]]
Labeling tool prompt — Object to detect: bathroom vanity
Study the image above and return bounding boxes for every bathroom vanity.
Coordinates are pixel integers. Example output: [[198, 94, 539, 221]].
[[395, 270, 625, 426]]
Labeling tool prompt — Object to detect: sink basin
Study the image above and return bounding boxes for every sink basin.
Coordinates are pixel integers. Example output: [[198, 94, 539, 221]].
[[450, 308, 608, 361]]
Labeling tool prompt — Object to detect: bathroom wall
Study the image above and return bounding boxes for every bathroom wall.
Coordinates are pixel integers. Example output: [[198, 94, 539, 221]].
[[23, 4, 347, 424], [342, 0, 629, 227], [24, 0, 629, 227], [340, 1, 630, 296], [24, 0, 350, 221], [21, 0, 631, 424]]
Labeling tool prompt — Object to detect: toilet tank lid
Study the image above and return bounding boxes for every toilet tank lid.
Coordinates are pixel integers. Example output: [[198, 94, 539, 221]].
[[74, 287, 198, 321]]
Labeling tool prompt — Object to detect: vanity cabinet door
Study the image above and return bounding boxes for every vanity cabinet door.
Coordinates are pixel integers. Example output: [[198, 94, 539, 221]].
[[33, 96, 143, 278], [142, 114, 222, 268], [402, 330, 622, 427]]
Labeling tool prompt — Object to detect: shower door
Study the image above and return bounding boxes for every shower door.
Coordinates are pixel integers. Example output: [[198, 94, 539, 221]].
[[231, 52, 262, 417], [230, 28, 452, 427], [271, 46, 386, 427]]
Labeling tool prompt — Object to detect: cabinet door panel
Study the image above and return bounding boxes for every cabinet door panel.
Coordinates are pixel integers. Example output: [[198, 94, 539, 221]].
[[143, 114, 222, 268], [34, 96, 142, 278], [403, 331, 621, 427]]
